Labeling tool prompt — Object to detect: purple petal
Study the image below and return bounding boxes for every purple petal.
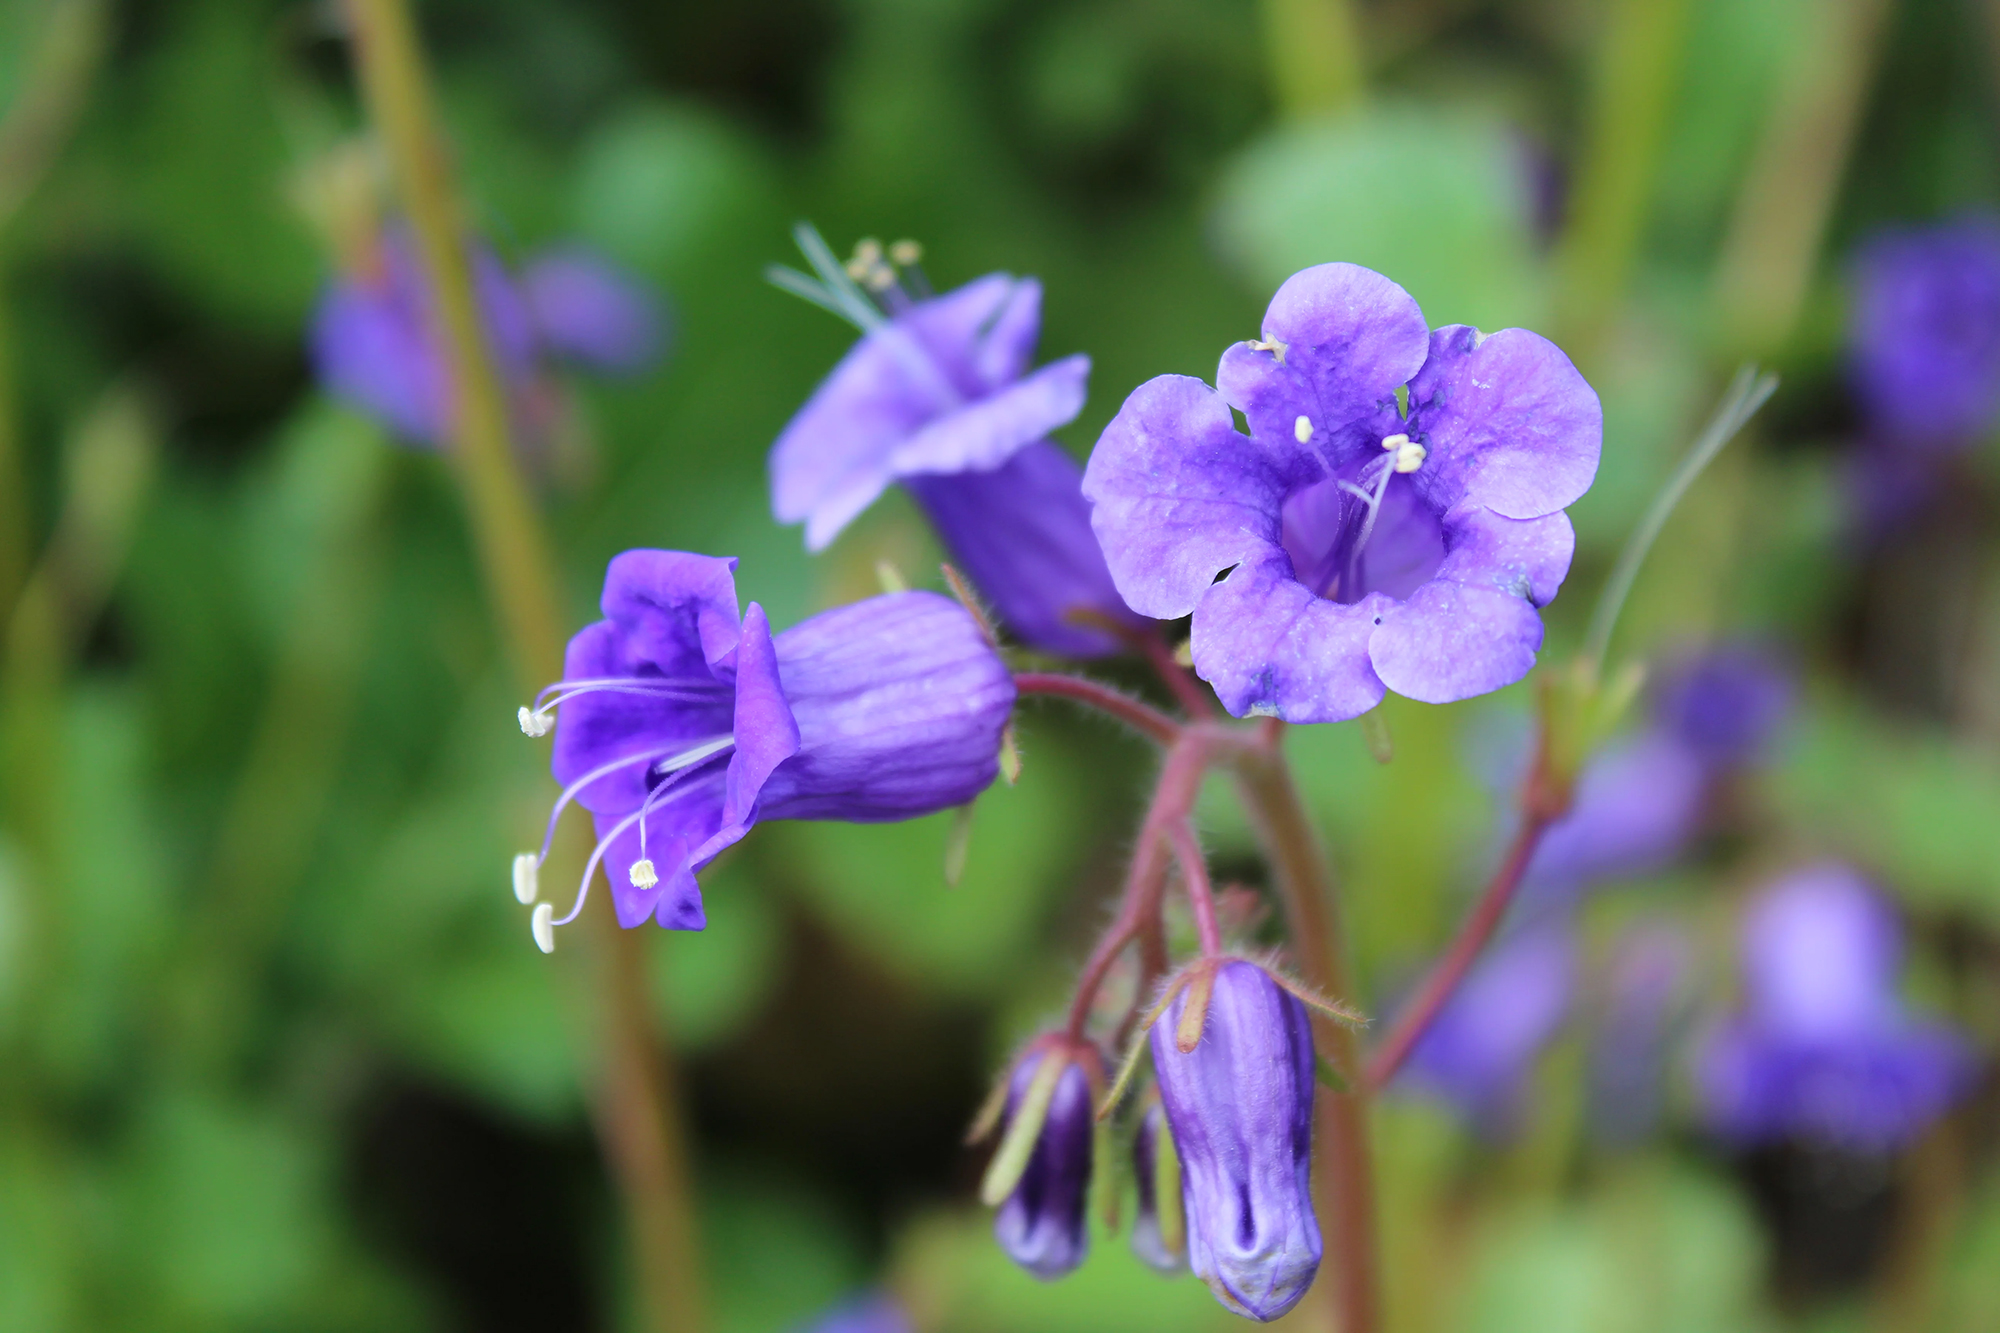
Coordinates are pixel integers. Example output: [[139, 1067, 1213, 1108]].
[[598, 550, 745, 676], [1405, 325, 1601, 520], [311, 279, 449, 446], [1083, 375, 1310, 619], [1369, 579, 1544, 704], [904, 440, 1142, 657], [888, 354, 1090, 476], [1431, 505, 1576, 606], [1190, 554, 1389, 723], [720, 603, 802, 830], [549, 618, 735, 814], [521, 247, 664, 373], [994, 1053, 1094, 1279], [1849, 217, 2000, 447], [1741, 865, 1903, 1038], [1520, 729, 1708, 903], [1215, 263, 1430, 466], [591, 798, 719, 931]]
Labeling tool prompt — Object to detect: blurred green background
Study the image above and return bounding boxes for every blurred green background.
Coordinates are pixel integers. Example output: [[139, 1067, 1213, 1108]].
[[0, 0, 1997, 1330]]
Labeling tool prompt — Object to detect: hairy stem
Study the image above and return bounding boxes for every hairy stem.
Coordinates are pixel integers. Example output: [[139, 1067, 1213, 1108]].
[[344, 2, 704, 1328], [1014, 671, 1182, 746], [1167, 820, 1222, 956], [1230, 730, 1377, 1333]]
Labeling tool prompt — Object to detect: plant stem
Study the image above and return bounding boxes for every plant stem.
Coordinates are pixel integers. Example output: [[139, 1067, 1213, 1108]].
[[1363, 812, 1554, 1089], [1014, 671, 1182, 746], [1230, 728, 1377, 1333], [1167, 821, 1222, 956], [343, 2, 704, 1328]]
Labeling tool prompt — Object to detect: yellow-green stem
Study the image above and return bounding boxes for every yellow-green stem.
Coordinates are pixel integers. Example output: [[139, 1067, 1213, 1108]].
[[343, 1, 705, 1328], [1261, 0, 1366, 118]]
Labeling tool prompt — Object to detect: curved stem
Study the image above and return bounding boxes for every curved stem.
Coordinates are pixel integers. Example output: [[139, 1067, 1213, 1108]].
[[1167, 820, 1221, 956], [1014, 671, 1182, 747], [1229, 728, 1377, 1333], [1364, 811, 1555, 1089]]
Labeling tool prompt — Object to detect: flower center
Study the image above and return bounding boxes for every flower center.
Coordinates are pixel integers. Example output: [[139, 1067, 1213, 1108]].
[[1279, 435, 1443, 605]]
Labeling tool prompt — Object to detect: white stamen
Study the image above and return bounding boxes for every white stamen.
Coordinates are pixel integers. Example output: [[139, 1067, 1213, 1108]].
[[513, 852, 539, 904], [1247, 337, 1287, 361], [1294, 415, 1313, 443], [888, 238, 922, 267], [655, 735, 735, 775], [519, 706, 552, 737], [1380, 432, 1426, 473], [630, 858, 658, 889], [531, 902, 555, 954]]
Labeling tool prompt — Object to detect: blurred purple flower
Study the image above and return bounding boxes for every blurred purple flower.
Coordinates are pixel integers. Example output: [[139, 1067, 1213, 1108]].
[[993, 1045, 1097, 1279], [1587, 922, 1692, 1147], [1398, 920, 1576, 1136], [1849, 216, 2000, 451], [1651, 643, 1793, 769], [1084, 262, 1601, 722], [1696, 864, 1975, 1151], [521, 246, 666, 373], [526, 550, 1013, 935], [771, 272, 1139, 657], [1152, 961, 1320, 1321], [795, 1293, 913, 1333]]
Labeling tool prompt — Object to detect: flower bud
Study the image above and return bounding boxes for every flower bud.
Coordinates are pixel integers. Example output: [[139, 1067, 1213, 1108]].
[[987, 1041, 1100, 1279], [1129, 1101, 1186, 1274], [1151, 960, 1320, 1320]]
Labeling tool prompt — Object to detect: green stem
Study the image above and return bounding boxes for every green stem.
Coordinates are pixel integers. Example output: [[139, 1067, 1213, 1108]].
[[1260, 0, 1366, 118], [1231, 726, 1377, 1333], [343, 3, 705, 1329]]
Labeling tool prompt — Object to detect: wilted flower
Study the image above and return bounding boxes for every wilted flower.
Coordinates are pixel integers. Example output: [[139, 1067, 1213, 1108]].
[[1696, 864, 1974, 1150], [1151, 960, 1320, 1320], [1849, 216, 2000, 451], [517, 550, 1014, 942], [1084, 262, 1600, 722], [987, 1040, 1103, 1279], [1129, 1101, 1186, 1274], [770, 254, 1142, 657], [1398, 920, 1575, 1135]]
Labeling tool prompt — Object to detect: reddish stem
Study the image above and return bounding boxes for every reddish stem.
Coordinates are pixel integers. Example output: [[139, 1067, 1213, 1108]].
[[1138, 633, 1217, 719], [1015, 671, 1182, 746], [1167, 820, 1222, 956], [1363, 811, 1556, 1089]]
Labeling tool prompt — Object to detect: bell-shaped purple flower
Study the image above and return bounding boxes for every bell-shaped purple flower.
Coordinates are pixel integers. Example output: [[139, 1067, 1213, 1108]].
[[1129, 1101, 1186, 1274], [1084, 262, 1601, 722], [522, 550, 1014, 938], [520, 247, 666, 374], [770, 271, 1142, 657], [1398, 920, 1576, 1136], [1849, 216, 2000, 451], [1696, 864, 1975, 1150], [991, 1043, 1098, 1279], [1151, 961, 1320, 1320]]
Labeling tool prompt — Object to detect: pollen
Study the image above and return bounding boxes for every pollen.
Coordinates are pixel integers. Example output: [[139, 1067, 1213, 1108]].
[[531, 902, 555, 954], [629, 858, 659, 889], [888, 238, 922, 267], [512, 852, 540, 905], [518, 705, 553, 737], [1294, 415, 1313, 443], [1247, 337, 1288, 362], [1381, 433, 1426, 473]]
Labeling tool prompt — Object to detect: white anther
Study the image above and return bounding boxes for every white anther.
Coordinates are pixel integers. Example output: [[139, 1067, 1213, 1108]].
[[531, 902, 555, 954], [1247, 337, 1288, 362], [1294, 415, 1313, 443], [629, 858, 659, 889], [513, 853, 540, 905], [518, 706, 552, 737], [888, 238, 922, 266], [1381, 432, 1426, 473]]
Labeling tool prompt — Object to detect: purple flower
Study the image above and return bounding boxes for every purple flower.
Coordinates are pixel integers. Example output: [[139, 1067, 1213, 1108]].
[[1084, 263, 1600, 722], [520, 550, 1014, 938], [1129, 1101, 1186, 1274], [1849, 217, 2000, 450], [1696, 865, 1975, 1151], [770, 270, 1141, 657], [1152, 961, 1320, 1320], [521, 247, 666, 373], [993, 1045, 1097, 1279], [1398, 920, 1575, 1135], [795, 1293, 913, 1333], [1651, 644, 1793, 769]]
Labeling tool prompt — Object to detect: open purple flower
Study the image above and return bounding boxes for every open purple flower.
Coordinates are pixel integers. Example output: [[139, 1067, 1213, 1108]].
[[518, 550, 1014, 941], [769, 239, 1141, 657], [1151, 961, 1320, 1321], [1397, 920, 1576, 1136], [992, 1044, 1098, 1279], [1084, 262, 1600, 722], [1849, 216, 2000, 451], [1696, 865, 1974, 1151]]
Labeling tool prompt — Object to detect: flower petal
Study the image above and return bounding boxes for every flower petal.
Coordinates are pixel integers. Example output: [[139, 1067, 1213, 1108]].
[[720, 603, 802, 830], [1433, 505, 1575, 606], [1405, 325, 1601, 520], [1215, 262, 1429, 464], [1190, 554, 1389, 723], [1368, 578, 1544, 704], [1083, 375, 1309, 619], [888, 354, 1090, 476], [593, 796, 722, 931], [599, 549, 744, 674], [521, 247, 664, 373]]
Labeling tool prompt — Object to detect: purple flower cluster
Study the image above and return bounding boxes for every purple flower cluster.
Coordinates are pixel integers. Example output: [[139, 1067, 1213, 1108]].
[[1084, 262, 1601, 722], [1697, 864, 1974, 1151], [311, 225, 662, 449]]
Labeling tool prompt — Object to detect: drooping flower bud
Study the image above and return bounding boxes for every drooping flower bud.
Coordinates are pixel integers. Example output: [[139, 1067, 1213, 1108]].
[[1151, 960, 1320, 1320], [981, 1039, 1103, 1279], [1129, 1100, 1186, 1274]]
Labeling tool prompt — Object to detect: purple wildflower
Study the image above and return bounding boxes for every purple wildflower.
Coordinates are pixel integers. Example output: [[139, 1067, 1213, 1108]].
[[1398, 920, 1576, 1136], [1152, 961, 1320, 1320], [1084, 262, 1600, 722], [1650, 643, 1793, 770], [518, 550, 1014, 940], [795, 1293, 914, 1333], [770, 264, 1142, 657], [1696, 865, 1975, 1151], [521, 247, 666, 373], [1849, 217, 2000, 451], [1129, 1101, 1186, 1274], [993, 1044, 1098, 1279]]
